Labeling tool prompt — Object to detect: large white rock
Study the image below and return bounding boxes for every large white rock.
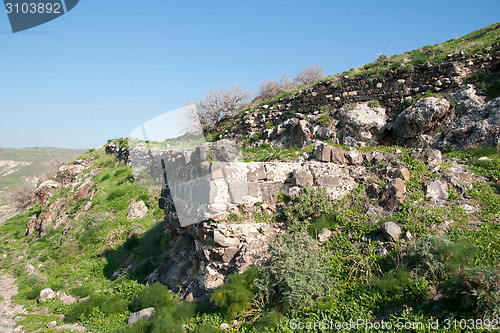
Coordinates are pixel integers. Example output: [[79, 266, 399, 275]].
[[38, 288, 55, 302], [394, 97, 450, 139], [128, 307, 155, 325], [126, 201, 148, 219], [340, 103, 387, 145]]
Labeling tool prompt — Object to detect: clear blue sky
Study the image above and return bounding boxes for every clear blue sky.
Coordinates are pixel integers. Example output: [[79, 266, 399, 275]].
[[1, 1, 499, 149]]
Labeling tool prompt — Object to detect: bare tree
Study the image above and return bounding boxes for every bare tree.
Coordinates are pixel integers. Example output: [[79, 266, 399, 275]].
[[256, 74, 296, 101], [11, 182, 36, 210], [293, 65, 324, 86], [185, 84, 251, 132]]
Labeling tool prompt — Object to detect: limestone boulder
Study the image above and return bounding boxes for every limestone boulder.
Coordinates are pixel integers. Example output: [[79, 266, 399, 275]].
[[57, 161, 88, 185], [39, 288, 55, 302], [394, 97, 450, 140], [211, 140, 241, 162], [330, 146, 346, 164], [128, 307, 155, 325], [339, 103, 387, 145], [381, 222, 402, 242], [35, 180, 61, 207], [344, 149, 363, 165], [442, 96, 500, 150], [314, 143, 332, 162], [425, 180, 448, 202], [127, 201, 148, 219], [292, 168, 313, 186]]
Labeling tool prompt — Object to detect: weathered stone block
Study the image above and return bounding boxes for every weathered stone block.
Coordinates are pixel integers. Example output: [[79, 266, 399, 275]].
[[314, 143, 332, 162], [317, 175, 341, 187], [292, 169, 313, 186], [331, 146, 346, 164], [214, 230, 240, 247], [345, 149, 363, 165], [247, 164, 267, 181]]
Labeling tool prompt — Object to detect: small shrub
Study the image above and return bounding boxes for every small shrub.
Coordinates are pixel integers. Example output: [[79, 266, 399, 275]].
[[249, 132, 263, 143], [195, 324, 221, 333], [368, 100, 380, 108], [256, 75, 295, 101], [283, 185, 333, 232], [410, 50, 427, 65], [442, 266, 500, 318], [130, 282, 175, 313], [390, 61, 402, 69], [66, 294, 127, 323], [406, 235, 476, 281], [485, 81, 500, 99], [254, 232, 333, 312], [160, 231, 173, 249], [25, 285, 45, 300], [11, 182, 36, 210], [265, 123, 275, 130], [70, 285, 92, 298], [211, 266, 259, 318], [293, 65, 324, 86], [255, 312, 282, 331], [185, 84, 251, 132], [318, 113, 332, 126]]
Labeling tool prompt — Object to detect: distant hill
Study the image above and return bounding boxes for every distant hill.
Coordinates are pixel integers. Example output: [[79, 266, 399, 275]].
[[0, 147, 87, 219]]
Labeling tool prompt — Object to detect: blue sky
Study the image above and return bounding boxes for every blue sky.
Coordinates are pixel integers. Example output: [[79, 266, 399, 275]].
[[0, 1, 499, 149]]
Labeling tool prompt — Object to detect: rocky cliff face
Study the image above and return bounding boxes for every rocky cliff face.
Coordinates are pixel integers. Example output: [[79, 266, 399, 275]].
[[223, 51, 500, 150]]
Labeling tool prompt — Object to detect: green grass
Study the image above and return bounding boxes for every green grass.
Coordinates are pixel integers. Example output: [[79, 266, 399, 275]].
[[241, 143, 313, 162]]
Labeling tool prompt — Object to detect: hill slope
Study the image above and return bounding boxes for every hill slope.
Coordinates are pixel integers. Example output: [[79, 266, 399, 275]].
[[0, 24, 499, 333], [0, 147, 87, 222]]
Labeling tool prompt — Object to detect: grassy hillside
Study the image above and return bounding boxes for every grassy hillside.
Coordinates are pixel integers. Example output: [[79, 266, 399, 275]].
[[0, 23, 499, 333], [0, 147, 87, 206], [0, 144, 498, 332]]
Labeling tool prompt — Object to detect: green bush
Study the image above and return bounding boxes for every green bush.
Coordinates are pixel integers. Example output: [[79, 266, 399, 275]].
[[70, 285, 92, 298], [410, 50, 427, 65], [194, 323, 221, 333], [318, 113, 332, 126], [130, 282, 175, 313], [367, 100, 380, 108], [25, 285, 45, 300], [442, 266, 500, 318], [249, 132, 263, 143], [255, 312, 282, 331], [371, 270, 429, 301], [254, 232, 333, 312], [485, 80, 500, 99], [283, 185, 333, 232], [406, 235, 476, 281], [211, 266, 259, 318], [390, 61, 402, 69], [66, 294, 128, 323]]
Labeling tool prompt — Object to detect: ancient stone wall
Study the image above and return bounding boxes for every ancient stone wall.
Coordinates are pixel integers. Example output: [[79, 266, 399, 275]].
[[108, 141, 357, 226], [223, 51, 500, 148]]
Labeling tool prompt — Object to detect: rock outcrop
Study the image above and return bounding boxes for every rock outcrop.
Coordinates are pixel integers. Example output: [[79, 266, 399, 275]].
[[393, 97, 450, 141]]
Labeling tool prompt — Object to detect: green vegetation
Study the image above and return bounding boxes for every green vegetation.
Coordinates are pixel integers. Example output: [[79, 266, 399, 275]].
[[241, 143, 313, 162], [401, 90, 444, 108], [2, 22, 500, 333], [1, 138, 499, 332]]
